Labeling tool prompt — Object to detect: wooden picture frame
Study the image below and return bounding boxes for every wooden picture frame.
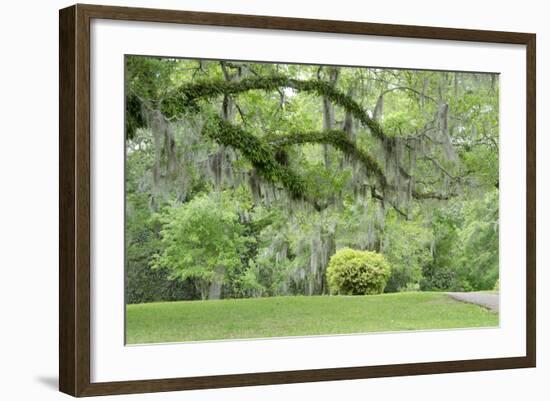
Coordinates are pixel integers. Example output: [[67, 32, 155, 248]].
[[59, 3, 536, 397]]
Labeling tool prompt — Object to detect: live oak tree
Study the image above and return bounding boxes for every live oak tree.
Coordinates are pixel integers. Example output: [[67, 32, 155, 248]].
[[125, 56, 499, 301]]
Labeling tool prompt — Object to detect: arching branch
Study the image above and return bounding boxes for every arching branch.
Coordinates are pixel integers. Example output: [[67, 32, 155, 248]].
[[268, 130, 386, 187], [132, 74, 460, 213], [201, 117, 392, 211], [202, 117, 454, 210], [162, 75, 391, 142]]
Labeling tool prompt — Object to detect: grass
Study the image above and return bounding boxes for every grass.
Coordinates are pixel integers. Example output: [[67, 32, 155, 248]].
[[125, 292, 499, 344]]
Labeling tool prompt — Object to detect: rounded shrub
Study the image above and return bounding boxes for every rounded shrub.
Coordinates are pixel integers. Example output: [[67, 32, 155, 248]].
[[326, 248, 391, 295]]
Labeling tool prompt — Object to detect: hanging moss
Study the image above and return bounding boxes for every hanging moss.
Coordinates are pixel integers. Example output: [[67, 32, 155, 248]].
[[136, 73, 455, 215], [202, 116, 308, 201], [201, 116, 396, 210]]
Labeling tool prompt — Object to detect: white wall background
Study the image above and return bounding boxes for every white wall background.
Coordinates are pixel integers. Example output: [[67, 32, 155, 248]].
[[0, 1, 546, 400]]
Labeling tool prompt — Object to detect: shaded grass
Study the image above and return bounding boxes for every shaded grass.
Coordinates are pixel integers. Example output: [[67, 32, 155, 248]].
[[126, 292, 498, 344]]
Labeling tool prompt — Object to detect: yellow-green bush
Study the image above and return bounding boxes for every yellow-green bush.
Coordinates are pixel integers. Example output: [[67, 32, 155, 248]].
[[326, 248, 391, 295]]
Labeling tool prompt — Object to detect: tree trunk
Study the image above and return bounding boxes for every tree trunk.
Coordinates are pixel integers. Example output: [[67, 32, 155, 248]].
[[207, 266, 225, 300], [197, 280, 209, 301], [208, 279, 222, 300], [342, 86, 356, 167], [321, 67, 340, 167]]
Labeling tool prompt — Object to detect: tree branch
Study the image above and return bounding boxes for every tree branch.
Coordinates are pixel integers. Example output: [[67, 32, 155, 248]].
[[268, 130, 386, 187], [163, 74, 392, 143]]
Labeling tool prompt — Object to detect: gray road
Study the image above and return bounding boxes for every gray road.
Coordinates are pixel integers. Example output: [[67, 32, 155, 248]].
[[447, 292, 499, 312]]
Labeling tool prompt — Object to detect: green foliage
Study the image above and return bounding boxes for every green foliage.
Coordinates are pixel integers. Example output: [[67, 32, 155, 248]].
[[125, 56, 180, 138], [421, 204, 463, 291], [422, 190, 499, 291], [456, 190, 499, 290], [126, 262, 198, 304], [152, 192, 253, 299], [125, 192, 198, 303], [234, 261, 267, 297], [383, 212, 432, 292], [125, 93, 146, 140], [326, 248, 391, 295]]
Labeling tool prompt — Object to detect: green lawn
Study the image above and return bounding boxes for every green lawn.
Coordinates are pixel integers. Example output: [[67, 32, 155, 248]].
[[126, 292, 498, 344]]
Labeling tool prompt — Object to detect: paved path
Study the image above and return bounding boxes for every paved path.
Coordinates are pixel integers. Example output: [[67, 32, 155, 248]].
[[447, 292, 499, 312]]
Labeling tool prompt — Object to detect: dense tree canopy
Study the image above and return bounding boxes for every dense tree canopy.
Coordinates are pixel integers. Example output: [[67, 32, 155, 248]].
[[125, 56, 499, 302]]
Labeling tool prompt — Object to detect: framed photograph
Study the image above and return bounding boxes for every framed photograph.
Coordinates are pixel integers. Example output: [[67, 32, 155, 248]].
[[59, 4, 536, 397]]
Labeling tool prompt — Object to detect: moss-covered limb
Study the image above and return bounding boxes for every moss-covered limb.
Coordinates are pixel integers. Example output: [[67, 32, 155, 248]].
[[164, 75, 390, 142], [288, 79, 388, 142], [201, 117, 308, 200], [201, 118, 369, 211], [269, 130, 387, 187]]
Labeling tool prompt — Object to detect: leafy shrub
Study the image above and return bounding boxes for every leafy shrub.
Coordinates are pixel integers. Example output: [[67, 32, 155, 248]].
[[126, 262, 198, 304], [420, 264, 462, 291], [494, 279, 500, 292], [326, 248, 391, 295], [153, 192, 253, 300]]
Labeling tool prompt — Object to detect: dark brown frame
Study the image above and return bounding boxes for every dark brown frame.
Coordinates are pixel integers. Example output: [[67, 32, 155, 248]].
[[59, 3, 536, 397]]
